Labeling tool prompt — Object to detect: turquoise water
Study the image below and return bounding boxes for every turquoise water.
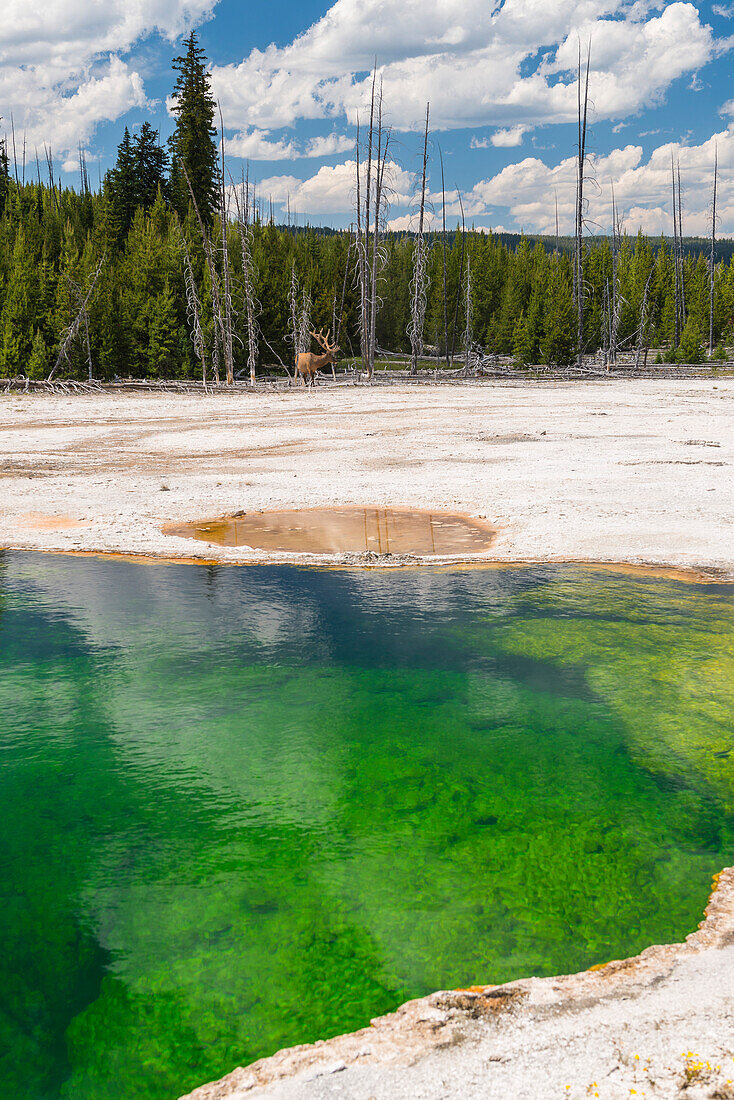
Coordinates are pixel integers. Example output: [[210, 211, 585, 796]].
[[1, 552, 733, 1099]]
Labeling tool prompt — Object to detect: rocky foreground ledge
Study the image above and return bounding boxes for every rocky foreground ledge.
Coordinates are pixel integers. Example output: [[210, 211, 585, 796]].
[[181, 868, 734, 1100]]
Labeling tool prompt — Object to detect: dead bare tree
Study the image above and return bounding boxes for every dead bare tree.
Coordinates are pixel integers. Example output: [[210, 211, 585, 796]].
[[408, 102, 430, 376], [634, 268, 653, 369], [287, 264, 312, 381], [354, 115, 366, 368], [671, 153, 680, 350], [367, 79, 390, 381], [677, 159, 686, 324], [44, 144, 59, 211], [575, 40, 591, 367], [48, 255, 105, 381], [181, 161, 223, 384], [218, 105, 235, 384], [606, 184, 623, 369], [10, 113, 19, 188], [288, 263, 300, 370], [463, 252, 473, 375], [709, 144, 718, 356], [177, 222, 208, 387], [363, 67, 377, 374], [449, 189, 466, 366], [63, 276, 95, 381], [439, 145, 449, 368], [299, 287, 312, 361], [232, 173, 260, 386], [78, 143, 90, 195]]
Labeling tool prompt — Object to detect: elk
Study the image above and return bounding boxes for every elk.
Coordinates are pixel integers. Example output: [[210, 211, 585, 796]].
[[295, 328, 339, 386]]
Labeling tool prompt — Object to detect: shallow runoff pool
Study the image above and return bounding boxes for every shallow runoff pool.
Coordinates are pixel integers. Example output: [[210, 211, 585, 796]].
[[2, 552, 733, 1099]]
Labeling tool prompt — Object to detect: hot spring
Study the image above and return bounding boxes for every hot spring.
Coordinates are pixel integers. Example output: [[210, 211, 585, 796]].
[[2, 552, 733, 1099]]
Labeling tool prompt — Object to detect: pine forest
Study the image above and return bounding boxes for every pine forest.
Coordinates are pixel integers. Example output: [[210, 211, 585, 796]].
[[0, 33, 731, 384]]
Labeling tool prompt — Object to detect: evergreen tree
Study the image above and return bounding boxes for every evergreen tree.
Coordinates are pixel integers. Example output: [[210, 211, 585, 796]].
[[540, 264, 576, 367], [148, 280, 179, 375], [0, 227, 39, 375], [106, 128, 138, 239], [677, 314, 705, 363], [0, 138, 9, 215], [511, 312, 533, 364], [168, 32, 219, 222], [134, 123, 169, 209], [27, 330, 49, 379]]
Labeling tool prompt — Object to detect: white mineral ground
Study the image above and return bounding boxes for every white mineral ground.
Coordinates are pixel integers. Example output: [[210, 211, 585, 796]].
[[2, 378, 734, 1098]]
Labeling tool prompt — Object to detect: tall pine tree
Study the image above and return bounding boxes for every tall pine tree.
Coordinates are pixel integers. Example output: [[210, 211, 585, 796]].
[[106, 128, 138, 239], [134, 123, 169, 209], [168, 32, 219, 222]]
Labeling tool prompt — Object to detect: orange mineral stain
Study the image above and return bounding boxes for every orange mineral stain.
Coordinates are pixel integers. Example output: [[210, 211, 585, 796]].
[[164, 506, 497, 557]]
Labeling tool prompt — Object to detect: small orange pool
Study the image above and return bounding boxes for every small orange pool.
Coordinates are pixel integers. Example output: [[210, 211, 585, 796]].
[[164, 506, 496, 556]]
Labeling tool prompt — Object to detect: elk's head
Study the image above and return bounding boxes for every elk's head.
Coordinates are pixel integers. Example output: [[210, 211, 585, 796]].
[[310, 327, 340, 364]]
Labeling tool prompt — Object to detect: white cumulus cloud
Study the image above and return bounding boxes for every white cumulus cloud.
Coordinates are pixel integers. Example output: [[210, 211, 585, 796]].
[[260, 158, 413, 214], [0, 0, 217, 161], [490, 125, 527, 147], [226, 129, 298, 160], [211, 0, 721, 135], [304, 133, 354, 157], [465, 127, 734, 235]]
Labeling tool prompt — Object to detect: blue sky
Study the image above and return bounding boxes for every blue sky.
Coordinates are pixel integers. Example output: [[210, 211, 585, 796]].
[[1, 0, 732, 235]]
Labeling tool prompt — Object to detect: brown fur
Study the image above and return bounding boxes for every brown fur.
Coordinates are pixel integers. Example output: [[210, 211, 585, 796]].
[[295, 328, 339, 386]]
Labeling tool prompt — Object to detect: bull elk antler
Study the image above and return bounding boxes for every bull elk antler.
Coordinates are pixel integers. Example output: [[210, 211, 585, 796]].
[[309, 327, 338, 352]]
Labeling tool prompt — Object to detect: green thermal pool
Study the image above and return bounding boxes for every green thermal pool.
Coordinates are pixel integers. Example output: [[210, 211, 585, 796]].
[[2, 553, 733, 1098]]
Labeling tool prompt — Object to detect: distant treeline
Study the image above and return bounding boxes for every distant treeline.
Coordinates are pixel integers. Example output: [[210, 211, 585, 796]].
[[275, 223, 734, 265], [0, 27, 731, 378]]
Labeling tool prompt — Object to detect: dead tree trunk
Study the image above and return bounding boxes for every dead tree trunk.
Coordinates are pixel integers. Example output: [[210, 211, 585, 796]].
[[48, 255, 105, 381], [575, 41, 591, 367], [354, 117, 367, 371], [178, 223, 208, 387], [449, 190, 466, 366], [288, 264, 299, 381], [409, 102, 430, 376], [232, 175, 260, 386], [10, 114, 19, 188], [368, 80, 389, 381], [709, 144, 718, 356], [463, 252, 473, 375], [439, 146, 449, 369], [608, 184, 621, 370], [671, 154, 680, 350], [182, 162, 223, 384], [362, 68, 377, 375], [677, 159, 686, 325], [218, 105, 235, 384]]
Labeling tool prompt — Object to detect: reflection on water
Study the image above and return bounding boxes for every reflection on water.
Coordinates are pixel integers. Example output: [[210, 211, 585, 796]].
[[1, 553, 733, 1100], [165, 506, 496, 555]]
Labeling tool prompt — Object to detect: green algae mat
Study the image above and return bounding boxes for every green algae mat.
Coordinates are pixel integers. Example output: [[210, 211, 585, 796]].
[[1, 552, 733, 1099]]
